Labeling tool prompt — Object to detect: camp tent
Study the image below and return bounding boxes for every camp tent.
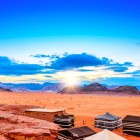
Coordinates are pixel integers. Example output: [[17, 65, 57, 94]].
[[84, 129, 127, 140], [54, 115, 74, 128], [58, 126, 96, 140], [95, 112, 122, 130], [122, 115, 140, 136]]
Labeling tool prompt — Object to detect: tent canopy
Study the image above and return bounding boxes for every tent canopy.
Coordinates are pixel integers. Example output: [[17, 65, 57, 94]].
[[122, 115, 140, 136], [84, 129, 127, 140], [123, 115, 140, 123], [58, 126, 96, 139], [95, 112, 120, 121]]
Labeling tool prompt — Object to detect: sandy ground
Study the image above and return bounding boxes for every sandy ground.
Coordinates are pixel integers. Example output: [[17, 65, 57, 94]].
[[0, 92, 140, 140]]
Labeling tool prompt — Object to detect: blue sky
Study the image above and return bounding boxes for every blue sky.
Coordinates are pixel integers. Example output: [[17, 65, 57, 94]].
[[0, 0, 140, 85]]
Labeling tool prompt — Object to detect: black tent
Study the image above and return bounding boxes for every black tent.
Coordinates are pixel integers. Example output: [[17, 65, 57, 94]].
[[54, 115, 74, 128], [95, 112, 122, 130], [58, 126, 96, 140], [122, 115, 140, 136]]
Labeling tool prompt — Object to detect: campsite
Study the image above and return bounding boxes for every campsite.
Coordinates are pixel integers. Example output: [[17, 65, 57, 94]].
[[1, 0, 140, 139], [0, 91, 140, 140]]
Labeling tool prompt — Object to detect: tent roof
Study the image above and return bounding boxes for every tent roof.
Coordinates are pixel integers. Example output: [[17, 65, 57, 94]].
[[123, 115, 140, 123], [95, 112, 120, 121], [84, 129, 127, 140], [59, 126, 96, 138]]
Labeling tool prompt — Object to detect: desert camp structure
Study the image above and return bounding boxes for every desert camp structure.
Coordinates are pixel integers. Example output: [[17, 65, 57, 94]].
[[25, 108, 64, 122], [25, 108, 74, 128], [54, 114, 74, 128], [84, 129, 127, 140], [95, 112, 122, 130], [58, 126, 96, 140], [122, 115, 140, 136]]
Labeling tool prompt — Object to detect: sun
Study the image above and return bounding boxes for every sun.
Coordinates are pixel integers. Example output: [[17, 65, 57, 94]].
[[59, 71, 79, 86], [64, 76, 78, 86]]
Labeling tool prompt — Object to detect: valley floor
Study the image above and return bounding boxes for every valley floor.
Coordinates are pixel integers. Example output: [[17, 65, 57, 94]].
[[0, 92, 140, 140]]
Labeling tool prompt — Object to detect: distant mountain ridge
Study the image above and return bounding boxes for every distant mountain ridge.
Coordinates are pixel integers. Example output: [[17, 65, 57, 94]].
[[42, 83, 63, 92], [0, 82, 140, 94], [111, 86, 139, 94], [60, 83, 140, 94], [60, 83, 108, 94], [0, 82, 64, 92], [81, 83, 108, 92], [0, 87, 12, 92]]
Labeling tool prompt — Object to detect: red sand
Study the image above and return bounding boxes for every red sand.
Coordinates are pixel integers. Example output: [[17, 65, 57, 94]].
[[0, 92, 140, 140]]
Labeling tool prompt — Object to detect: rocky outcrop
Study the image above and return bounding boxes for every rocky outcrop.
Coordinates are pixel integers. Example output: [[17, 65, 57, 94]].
[[0, 87, 12, 92], [0, 111, 59, 140], [60, 83, 140, 95], [112, 86, 139, 94], [0, 82, 64, 92], [0, 105, 40, 115], [7, 128, 56, 140], [81, 83, 108, 92], [43, 83, 64, 92], [60, 86, 82, 94], [0, 135, 8, 140], [60, 83, 108, 94], [10, 87, 30, 92]]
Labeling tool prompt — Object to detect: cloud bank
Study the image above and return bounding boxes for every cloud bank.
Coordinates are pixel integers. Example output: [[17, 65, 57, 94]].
[[0, 53, 139, 84]]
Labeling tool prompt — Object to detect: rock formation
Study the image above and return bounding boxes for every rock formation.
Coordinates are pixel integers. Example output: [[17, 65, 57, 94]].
[[0, 111, 59, 140], [112, 86, 139, 94], [60, 83, 108, 94], [81, 83, 108, 92], [0, 104, 40, 115], [0, 135, 8, 140], [60, 83, 140, 95], [0, 87, 12, 92], [60, 86, 81, 94], [43, 83, 64, 92]]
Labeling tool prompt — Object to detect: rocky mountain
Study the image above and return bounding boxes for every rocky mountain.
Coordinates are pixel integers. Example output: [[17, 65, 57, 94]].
[[60, 83, 140, 94], [0, 82, 64, 92], [102, 84, 119, 89], [10, 87, 31, 92], [0, 82, 140, 94], [42, 83, 64, 92], [60, 86, 82, 94], [60, 83, 108, 94], [0, 87, 12, 92], [81, 83, 108, 92], [111, 86, 139, 94]]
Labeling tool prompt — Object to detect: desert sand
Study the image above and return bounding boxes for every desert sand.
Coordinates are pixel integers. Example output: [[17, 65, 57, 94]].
[[0, 92, 140, 140]]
